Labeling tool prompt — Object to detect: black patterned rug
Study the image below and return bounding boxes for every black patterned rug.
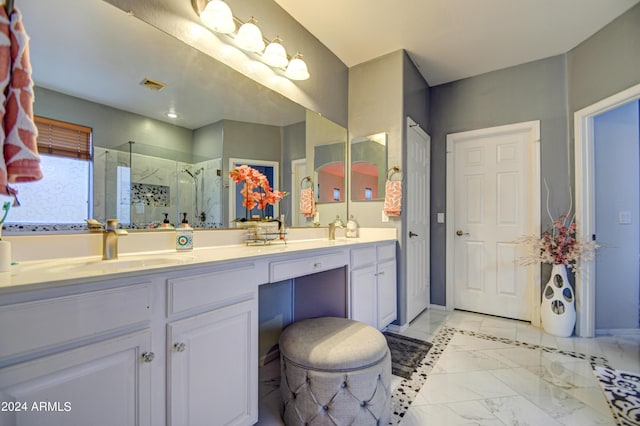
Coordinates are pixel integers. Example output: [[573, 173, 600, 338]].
[[383, 332, 432, 380], [594, 366, 640, 425]]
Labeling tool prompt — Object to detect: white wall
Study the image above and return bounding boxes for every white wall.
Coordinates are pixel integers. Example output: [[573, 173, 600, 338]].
[[594, 100, 640, 330]]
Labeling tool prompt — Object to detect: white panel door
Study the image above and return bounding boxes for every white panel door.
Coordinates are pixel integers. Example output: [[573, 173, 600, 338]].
[[452, 127, 532, 320], [406, 118, 431, 322]]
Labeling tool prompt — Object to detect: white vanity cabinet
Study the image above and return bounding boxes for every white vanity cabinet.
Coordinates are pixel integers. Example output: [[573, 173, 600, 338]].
[[166, 265, 261, 426], [0, 237, 397, 426], [0, 283, 155, 426], [350, 242, 397, 329]]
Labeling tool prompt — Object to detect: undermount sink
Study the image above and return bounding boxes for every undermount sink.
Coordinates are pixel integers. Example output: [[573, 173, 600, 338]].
[[43, 254, 197, 274]]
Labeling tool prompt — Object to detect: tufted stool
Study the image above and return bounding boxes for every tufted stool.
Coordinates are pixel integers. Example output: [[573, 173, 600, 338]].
[[279, 317, 391, 425]]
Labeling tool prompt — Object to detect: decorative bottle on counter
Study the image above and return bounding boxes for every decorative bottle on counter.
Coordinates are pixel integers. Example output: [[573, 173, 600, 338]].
[[176, 224, 193, 251], [346, 215, 358, 238]]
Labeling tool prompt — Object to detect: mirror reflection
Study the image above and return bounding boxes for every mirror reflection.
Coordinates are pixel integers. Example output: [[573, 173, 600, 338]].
[[305, 111, 347, 226], [5, 0, 347, 232], [350, 133, 387, 201]]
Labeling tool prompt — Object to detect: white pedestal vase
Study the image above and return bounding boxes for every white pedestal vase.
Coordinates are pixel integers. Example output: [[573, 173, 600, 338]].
[[540, 264, 576, 337]]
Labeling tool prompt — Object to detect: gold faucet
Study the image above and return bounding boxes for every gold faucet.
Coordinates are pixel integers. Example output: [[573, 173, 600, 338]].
[[103, 219, 128, 260], [328, 215, 344, 240], [87, 219, 128, 260]]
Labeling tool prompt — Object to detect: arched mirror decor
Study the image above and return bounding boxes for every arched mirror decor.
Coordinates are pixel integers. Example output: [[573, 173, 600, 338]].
[[350, 133, 387, 201]]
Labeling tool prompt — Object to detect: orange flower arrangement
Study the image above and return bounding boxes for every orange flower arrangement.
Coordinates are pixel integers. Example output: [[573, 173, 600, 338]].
[[229, 165, 286, 219]]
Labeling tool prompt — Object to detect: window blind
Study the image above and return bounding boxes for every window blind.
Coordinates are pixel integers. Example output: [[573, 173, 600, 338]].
[[34, 116, 92, 160]]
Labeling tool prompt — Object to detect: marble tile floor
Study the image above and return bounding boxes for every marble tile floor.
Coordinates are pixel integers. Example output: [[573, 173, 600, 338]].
[[257, 309, 640, 425]]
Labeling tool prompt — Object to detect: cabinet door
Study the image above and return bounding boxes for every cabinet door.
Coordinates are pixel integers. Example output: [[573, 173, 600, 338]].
[[377, 260, 398, 329], [0, 330, 152, 426], [350, 265, 377, 328], [168, 299, 257, 426]]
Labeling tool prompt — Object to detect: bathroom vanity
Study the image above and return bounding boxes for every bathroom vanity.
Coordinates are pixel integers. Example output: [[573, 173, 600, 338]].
[[0, 233, 396, 425]]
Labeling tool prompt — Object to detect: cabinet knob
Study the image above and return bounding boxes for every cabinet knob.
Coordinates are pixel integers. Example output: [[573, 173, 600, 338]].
[[141, 352, 155, 363], [174, 342, 187, 352]]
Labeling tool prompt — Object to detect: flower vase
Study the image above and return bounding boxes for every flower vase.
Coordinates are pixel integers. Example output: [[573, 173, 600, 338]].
[[540, 264, 576, 337]]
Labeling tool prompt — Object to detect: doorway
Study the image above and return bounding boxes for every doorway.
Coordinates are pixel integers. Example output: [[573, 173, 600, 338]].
[[446, 121, 541, 323], [575, 82, 640, 337]]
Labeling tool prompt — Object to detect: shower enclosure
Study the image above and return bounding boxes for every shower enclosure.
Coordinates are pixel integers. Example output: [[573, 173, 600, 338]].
[[96, 142, 223, 228]]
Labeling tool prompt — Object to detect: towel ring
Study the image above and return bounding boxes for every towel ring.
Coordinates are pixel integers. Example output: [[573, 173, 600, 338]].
[[300, 176, 314, 189], [386, 166, 403, 181]]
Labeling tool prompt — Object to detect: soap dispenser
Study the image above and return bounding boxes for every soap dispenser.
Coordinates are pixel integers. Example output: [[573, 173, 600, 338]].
[[176, 212, 193, 251], [346, 215, 358, 238]]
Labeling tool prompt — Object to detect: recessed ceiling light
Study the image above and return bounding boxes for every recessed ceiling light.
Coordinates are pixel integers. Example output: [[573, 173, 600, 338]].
[[167, 112, 179, 119]]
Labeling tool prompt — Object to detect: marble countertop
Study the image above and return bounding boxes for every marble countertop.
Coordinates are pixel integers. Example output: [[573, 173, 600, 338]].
[[0, 235, 396, 294]]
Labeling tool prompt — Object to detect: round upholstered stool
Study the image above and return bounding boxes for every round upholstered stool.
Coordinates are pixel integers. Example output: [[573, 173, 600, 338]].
[[279, 317, 391, 425]]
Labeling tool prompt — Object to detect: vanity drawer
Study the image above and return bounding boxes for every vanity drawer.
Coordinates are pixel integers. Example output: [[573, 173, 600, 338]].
[[0, 283, 152, 361], [377, 242, 396, 262], [270, 250, 347, 282], [168, 263, 259, 315], [350, 246, 376, 269]]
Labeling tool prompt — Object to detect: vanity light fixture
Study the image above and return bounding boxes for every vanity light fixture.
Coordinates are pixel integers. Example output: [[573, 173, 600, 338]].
[[235, 17, 265, 53], [192, 0, 309, 80], [199, 0, 235, 34], [285, 53, 310, 81], [262, 36, 289, 68]]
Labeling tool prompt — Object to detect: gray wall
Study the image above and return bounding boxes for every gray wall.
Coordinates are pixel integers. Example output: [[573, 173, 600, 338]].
[[348, 50, 430, 325], [594, 101, 640, 330], [430, 55, 569, 306], [428, 2, 640, 307], [281, 121, 306, 225], [35, 86, 194, 157], [105, 0, 349, 128]]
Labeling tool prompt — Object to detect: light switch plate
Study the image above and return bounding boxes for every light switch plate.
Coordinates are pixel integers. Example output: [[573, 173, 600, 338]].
[[437, 213, 445, 223], [381, 210, 389, 222], [618, 211, 632, 224]]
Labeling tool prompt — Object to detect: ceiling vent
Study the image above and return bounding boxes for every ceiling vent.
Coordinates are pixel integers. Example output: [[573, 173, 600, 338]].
[[140, 77, 167, 91]]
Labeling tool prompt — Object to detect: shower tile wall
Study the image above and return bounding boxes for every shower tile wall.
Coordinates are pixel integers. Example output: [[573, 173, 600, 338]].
[[94, 147, 222, 228]]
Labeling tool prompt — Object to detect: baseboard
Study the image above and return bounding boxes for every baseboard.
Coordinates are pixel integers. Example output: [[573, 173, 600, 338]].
[[428, 304, 447, 311], [385, 323, 409, 333], [596, 328, 640, 336], [259, 345, 280, 367]]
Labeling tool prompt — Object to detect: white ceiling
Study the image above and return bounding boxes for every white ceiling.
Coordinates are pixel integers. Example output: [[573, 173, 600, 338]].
[[273, 0, 640, 86]]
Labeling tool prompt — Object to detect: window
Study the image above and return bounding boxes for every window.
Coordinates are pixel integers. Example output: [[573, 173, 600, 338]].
[[6, 117, 92, 224]]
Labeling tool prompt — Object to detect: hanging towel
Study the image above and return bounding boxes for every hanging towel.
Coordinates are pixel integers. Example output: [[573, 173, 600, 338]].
[[0, 7, 10, 194], [299, 187, 316, 217], [383, 180, 402, 217], [3, 7, 41, 191]]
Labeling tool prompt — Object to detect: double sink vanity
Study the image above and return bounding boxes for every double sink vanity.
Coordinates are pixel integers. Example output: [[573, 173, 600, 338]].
[[0, 228, 396, 425]]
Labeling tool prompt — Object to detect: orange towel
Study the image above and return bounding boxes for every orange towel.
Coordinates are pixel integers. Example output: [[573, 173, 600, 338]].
[[3, 7, 41, 192], [0, 7, 10, 194], [299, 188, 316, 217], [384, 180, 402, 216]]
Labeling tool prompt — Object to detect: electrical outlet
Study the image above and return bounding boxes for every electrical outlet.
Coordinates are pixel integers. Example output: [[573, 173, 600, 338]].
[[381, 210, 389, 222], [437, 213, 445, 223]]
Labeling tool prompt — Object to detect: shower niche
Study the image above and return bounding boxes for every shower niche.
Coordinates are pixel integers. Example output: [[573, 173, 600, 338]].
[[94, 142, 223, 229]]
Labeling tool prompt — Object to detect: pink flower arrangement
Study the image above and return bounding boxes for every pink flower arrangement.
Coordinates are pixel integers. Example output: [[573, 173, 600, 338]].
[[516, 213, 599, 272], [229, 165, 286, 219]]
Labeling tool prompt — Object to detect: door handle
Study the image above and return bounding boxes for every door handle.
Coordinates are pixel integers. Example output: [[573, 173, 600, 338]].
[[456, 230, 470, 236], [409, 231, 418, 238]]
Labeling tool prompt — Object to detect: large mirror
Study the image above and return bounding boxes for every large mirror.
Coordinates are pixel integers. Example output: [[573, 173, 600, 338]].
[[350, 133, 387, 201], [5, 0, 347, 233]]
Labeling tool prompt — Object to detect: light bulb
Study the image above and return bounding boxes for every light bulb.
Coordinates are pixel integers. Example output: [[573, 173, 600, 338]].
[[200, 0, 235, 34], [262, 37, 288, 68], [235, 17, 265, 53], [285, 53, 309, 80]]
